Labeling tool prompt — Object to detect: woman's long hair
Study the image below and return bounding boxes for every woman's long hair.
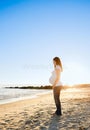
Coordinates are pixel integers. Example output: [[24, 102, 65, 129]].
[[53, 57, 63, 72]]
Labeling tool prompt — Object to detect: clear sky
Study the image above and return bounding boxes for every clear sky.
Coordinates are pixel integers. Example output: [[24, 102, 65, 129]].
[[0, 0, 90, 87]]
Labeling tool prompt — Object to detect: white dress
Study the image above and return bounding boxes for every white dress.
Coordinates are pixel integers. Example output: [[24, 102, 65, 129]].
[[49, 65, 62, 86]]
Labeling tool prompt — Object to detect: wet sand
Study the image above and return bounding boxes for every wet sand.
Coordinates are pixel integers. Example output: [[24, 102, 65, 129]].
[[0, 88, 90, 130]]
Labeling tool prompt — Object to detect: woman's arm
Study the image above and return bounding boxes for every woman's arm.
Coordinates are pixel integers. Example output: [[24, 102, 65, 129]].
[[52, 69, 60, 89]]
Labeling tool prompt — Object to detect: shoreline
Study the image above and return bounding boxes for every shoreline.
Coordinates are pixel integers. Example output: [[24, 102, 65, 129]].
[[0, 92, 53, 118], [0, 90, 52, 105], [0, 85, 90, 105]]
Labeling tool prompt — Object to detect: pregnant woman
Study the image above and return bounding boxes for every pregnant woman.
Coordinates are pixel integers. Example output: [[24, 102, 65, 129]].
[[49, 57, 63, 116]]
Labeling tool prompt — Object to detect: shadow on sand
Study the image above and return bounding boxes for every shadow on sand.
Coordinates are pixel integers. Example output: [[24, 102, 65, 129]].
[[47, 114, 62, 130]]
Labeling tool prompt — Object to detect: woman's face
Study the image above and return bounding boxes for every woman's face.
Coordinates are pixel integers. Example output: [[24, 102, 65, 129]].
[[53, 60, 56, 66]]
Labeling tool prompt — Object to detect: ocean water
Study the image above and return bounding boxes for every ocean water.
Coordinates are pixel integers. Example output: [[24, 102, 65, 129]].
[[0, 87, 89, 105], [0, 87, 51, 105]]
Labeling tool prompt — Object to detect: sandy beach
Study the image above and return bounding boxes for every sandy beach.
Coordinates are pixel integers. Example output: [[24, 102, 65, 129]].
[[0, 88, 90, 130]]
